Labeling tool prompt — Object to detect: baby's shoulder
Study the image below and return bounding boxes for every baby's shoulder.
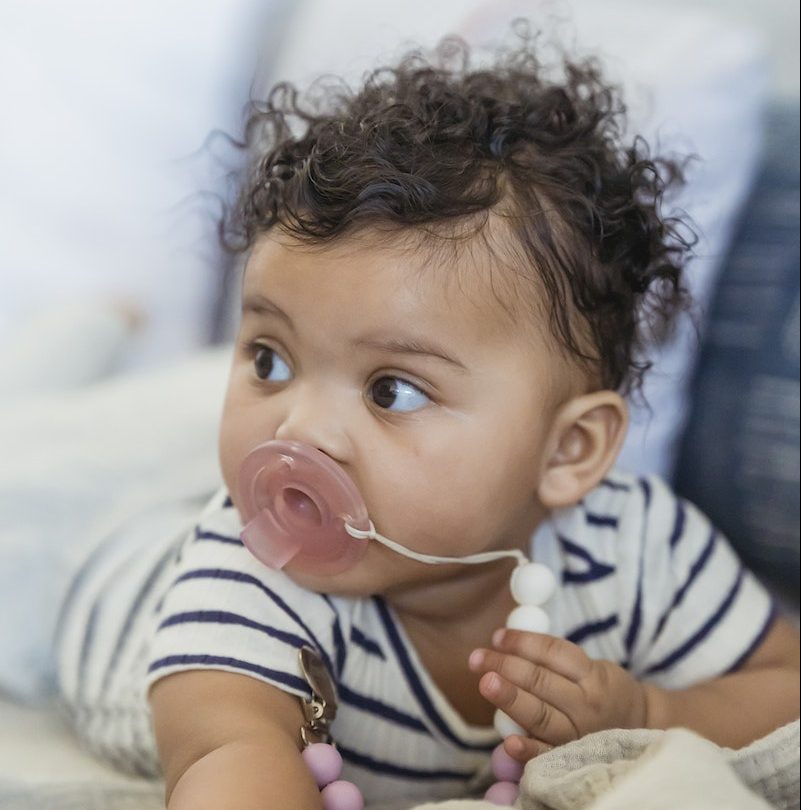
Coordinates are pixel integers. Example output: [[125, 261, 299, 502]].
[[548, 471, 687, 567]]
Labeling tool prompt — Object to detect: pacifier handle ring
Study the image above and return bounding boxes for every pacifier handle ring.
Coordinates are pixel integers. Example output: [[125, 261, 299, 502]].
[[345, 521, 529, 567]]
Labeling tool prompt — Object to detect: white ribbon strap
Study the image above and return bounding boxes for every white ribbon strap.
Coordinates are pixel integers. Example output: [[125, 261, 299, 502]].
[[345, 521, 528, 567]]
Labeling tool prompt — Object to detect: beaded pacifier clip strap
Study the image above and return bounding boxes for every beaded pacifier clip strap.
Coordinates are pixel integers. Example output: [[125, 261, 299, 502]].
[[298, 647, 365, 810], [484, 559, 556, 804]]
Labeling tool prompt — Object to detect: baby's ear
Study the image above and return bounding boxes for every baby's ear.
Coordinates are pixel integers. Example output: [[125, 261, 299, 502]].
[[537, 391, 628, 509]]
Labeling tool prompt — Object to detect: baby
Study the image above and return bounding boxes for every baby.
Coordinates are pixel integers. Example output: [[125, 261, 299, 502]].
[[58, 38, 800, 809]]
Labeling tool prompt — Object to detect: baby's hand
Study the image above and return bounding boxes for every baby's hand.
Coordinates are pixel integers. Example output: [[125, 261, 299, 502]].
[[469, 629, 648, 762]]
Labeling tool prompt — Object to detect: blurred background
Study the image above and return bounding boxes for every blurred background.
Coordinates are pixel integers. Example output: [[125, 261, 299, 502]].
[[0, 0, 798, 704]]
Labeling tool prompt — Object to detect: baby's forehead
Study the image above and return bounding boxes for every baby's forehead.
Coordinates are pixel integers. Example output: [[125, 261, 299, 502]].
[[252, 219, 546, 334]]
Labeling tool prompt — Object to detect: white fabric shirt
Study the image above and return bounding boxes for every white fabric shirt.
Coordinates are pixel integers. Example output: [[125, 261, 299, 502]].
[[58, 471, 775, 804]]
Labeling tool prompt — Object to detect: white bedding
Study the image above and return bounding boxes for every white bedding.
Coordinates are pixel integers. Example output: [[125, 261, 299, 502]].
[[2, 697, 796, 810], [0, 698, 163, 810], [0, 347, 229, 702]]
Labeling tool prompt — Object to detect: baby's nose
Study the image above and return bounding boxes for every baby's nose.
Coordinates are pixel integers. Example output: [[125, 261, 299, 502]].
[[273, 384, 351, 463]]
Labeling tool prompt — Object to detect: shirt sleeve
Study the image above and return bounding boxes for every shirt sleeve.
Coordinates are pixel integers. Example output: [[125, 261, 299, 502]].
[[624, 476, 776, 689], [145, 490, 341, 700]]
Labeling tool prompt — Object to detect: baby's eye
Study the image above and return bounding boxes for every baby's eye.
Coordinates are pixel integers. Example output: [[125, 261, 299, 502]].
[[370, 376, 430, 412], [253, 346, 292, 383]]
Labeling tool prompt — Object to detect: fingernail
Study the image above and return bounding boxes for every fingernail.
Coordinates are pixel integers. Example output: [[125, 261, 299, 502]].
[[468, 649, 484, 670], [482, 672, 501, 695], [492, 628, 506, 647], [508, 735, 526, 757]]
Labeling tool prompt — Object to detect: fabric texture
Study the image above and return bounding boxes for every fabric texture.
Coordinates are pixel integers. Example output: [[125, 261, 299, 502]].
[[413, 721, 800, 810], [58, 472, 773, 804], [1, 697, 797, 810], [515, 721, 800, 810], [674, 102, 800, 597]]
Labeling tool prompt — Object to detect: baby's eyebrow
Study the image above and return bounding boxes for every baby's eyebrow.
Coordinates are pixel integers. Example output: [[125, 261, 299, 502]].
[[241, 293, 295, 331], [355, 336, 467, 372]]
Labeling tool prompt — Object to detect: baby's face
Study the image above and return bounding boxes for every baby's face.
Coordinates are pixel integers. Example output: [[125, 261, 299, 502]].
[[220, 231, 577, 597]]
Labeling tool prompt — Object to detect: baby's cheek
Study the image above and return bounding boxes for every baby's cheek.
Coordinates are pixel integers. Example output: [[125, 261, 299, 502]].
[[380, 469, 491, 551], [219, 379, 280, 471], [218, 443, 236, 498], [217, 402, 259, 502]]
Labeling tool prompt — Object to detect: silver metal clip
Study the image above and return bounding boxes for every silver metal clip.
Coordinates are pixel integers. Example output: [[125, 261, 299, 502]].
[[298, 646, 338, 746]]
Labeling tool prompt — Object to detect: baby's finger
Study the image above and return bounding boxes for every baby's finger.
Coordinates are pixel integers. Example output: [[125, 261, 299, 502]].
[[469, 649, 580, 716], [503, 734, 553, 764], [492, 629, 592, 682], [478, 671, 578, 745]]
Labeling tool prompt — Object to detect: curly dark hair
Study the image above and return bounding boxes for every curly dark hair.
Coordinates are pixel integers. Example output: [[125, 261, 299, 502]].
[[224, 34, 694, 393]]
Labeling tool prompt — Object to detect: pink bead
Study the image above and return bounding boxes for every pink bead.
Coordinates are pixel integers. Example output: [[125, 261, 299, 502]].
[[491, 743, 524, 782], [320, 780, 365, 810], [484, 780, 520, 805], [302, 743, 343, 788]]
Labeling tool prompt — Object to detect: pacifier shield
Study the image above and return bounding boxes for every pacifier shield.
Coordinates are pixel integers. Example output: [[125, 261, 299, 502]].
[[237, 440, 370, 576]]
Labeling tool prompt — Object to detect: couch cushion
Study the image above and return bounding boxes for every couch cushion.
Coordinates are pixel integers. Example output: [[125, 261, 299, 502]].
[[674, 104, 800, 599]]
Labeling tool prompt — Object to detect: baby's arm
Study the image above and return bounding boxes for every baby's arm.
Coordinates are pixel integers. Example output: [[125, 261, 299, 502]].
[[469, 618, 800, 761], [150, 670, 322, 810], [644, 617, 800, 745]]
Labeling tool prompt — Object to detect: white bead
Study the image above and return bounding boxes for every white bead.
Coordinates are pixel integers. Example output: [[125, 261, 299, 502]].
[[510, 562, 556, 606], [494, 709, 526, 738], [506, 605, 550, 634]]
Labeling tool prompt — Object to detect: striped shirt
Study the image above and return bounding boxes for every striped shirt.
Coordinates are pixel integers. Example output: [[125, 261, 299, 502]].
[[57, 471, 775, 804]]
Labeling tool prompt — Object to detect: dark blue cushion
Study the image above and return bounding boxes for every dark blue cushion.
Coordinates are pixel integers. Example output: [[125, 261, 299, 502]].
[[674, 103, 800, 597]]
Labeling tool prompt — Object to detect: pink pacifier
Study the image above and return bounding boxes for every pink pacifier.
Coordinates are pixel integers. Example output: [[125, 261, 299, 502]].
[[237, 440, 372, 577]]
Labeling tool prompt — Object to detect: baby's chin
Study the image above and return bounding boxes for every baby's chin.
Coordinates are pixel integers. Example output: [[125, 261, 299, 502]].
[[282, 566, 380, 599]]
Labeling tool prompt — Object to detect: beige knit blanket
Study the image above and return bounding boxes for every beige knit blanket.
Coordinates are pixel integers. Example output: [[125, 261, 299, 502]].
[[409, 721, 800, 810]]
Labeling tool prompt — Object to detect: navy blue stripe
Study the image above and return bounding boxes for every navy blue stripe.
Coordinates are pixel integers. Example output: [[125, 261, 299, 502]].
[[57, 547, 114, 650], [339, 684, 429, 734], [100, 543, 178, 694], [75, 538, 154, 703], [350, 625, 386, 660], [645, 567, 746, 675], [148, 654, 310, 694], [566, 614, 618, 644], [599, 478, 631, 492], [194, 528, 243, 546], [332, 619, 346, 676], [669, 501, 687, 549], [651, 530, 718, 643], [322, 595, 347, 677], [558, 535, 615, 584], [639, 477, 652, 510], [584, 512, 618, 528], [374, 598, 495, 752], [158, 610, 309, 650], [172, 568, 334, 676], [76, 599, 100, 705], [222, 495, 234, 508], [563, 568, 616, 584], [338, 744, 475, 781], [725, 601, 778, 674], [624, 479, 651, 657], [625, 578, 643, 656], [56, 522, 156, 648]]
